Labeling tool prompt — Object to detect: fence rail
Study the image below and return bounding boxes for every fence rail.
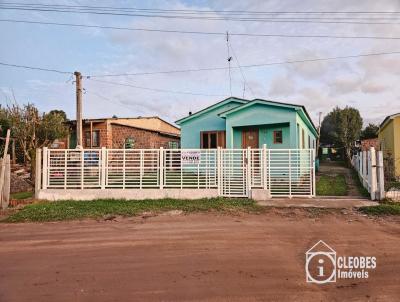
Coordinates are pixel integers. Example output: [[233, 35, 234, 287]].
[[351, 147, 385, 200], [40, 147, 315, 198]]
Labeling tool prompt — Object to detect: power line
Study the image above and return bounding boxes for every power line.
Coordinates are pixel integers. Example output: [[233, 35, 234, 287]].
[[0, 61, 72, 74], [5, 19, 400, 40], [88, 51, 400, 78], [3, 2, 400, 15], [2, 5, 400, 25], [4, 2, 400, 14], [88, 78, 226, 97]]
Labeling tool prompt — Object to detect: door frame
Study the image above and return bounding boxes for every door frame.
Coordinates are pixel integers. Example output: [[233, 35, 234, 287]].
[[241, 128, 259, 149]]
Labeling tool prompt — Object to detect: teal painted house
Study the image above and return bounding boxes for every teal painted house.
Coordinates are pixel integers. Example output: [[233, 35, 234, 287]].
[[175, 97, 318, 149]]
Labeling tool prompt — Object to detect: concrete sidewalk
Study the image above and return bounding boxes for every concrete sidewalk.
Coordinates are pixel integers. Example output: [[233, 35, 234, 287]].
[[256, 197, 378, 208]]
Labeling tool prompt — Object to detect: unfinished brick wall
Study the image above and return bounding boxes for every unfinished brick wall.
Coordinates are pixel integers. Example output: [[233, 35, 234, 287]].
[[111, 124, 180, 149], [82, 122, 111, 148]]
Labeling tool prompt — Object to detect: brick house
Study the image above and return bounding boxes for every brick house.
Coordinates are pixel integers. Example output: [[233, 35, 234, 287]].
[[58, 117, 180, 149]]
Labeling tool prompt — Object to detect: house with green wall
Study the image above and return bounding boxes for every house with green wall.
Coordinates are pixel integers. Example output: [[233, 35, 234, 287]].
[[176, 97, 318, 150], [378, 112, 400, 178]]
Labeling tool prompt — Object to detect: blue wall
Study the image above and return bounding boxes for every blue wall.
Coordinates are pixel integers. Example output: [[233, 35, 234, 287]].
[[225, 103, 297, 148], [178, 99, 317, 150], [179, 100, 243, 148]]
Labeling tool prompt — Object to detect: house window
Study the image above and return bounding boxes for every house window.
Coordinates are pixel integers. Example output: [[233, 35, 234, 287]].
[[308, 135, 311, 149], [92, 130, 100, 147], [273, 130, 283, 144], [201, 131, 226, 149], [85, 131, 91, 147], [168, 141, 179, 149], [302, 129, 305, 149], [85, 130, 100, 148]]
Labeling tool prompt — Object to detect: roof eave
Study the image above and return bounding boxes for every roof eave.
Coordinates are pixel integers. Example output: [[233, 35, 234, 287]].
[[175, 97, 248, 125]]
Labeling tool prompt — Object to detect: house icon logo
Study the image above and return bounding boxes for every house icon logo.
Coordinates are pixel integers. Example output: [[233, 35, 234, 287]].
[[305, 240, 336, 284]]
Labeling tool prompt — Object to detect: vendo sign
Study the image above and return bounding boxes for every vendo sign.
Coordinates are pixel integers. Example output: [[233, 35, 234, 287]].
[[181, 151, 200, 164]]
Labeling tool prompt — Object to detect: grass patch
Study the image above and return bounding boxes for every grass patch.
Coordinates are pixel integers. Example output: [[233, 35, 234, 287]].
[[359, 202, 400, 216], [316, 175, 348, 196], [350, 169, 370, 198], [2, 198, 264, 223], [10, 191, 34, 200]]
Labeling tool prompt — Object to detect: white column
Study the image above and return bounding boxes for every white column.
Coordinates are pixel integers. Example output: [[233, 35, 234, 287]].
[[80, 150, 84, 189], [247, 147, 251, 196], [262, 144, 267, 190], [101, 147, 106, 189], [312, 149, 316, 197], [377, 151, 385, 200], [159, 147, 164, 189], [64, 150, 67, 189], [362, 150, 367, 188], [288, 149, 292, 198], [35, 148, 42, 198], [140, 150, 144, 189], [217, 147, 221, 195], [42, 147, 48, 190], [122, 149, 126, 189], [370, 147, 377, 200]]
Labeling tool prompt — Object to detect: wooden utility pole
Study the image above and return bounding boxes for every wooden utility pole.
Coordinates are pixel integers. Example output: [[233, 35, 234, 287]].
[[0, 129, 10, 208], [74, 71, 83, 148]]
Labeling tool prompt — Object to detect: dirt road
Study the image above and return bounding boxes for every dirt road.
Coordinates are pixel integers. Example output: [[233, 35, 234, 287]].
[[0, 210, 399, 301]]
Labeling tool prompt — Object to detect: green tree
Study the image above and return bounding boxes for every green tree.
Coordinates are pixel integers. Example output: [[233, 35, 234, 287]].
[[320, 106, 363, 161], [4, 103, 67, 163], [48, 109, 67, 121], [360, 123, 379, 139]]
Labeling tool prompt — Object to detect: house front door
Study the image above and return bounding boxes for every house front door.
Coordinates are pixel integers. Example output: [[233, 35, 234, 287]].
[[242, 129, 259, 148]]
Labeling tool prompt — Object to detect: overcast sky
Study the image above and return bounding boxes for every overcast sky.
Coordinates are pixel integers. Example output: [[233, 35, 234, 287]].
[[1, 0, 400, 126]]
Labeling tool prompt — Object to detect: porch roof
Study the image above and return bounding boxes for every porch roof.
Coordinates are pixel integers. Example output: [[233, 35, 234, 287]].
[[218, 99, 318, 137]]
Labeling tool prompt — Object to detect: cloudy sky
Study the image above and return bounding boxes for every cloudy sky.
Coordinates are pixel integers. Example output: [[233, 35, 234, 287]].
[[1, 0, 400, 126]]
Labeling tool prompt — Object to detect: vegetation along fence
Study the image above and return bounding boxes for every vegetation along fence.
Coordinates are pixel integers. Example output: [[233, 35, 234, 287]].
[[37, 146, 316, 198], [351, 147, 385, 200]]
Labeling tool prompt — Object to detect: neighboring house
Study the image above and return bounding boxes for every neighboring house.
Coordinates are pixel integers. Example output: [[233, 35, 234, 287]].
[[360, 138, 380, 151], [378, 112, 400, 177], [58, 117, 180, 149], [176, 97, 318, 150]]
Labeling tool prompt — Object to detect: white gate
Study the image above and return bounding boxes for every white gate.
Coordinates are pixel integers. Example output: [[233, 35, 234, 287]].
[[40, 147, 315, 198], [219, 149, 248, 197]]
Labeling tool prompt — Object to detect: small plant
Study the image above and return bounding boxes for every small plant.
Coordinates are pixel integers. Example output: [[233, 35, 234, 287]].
[[2, 198, 265, 223], [359, 202, 400, 216]]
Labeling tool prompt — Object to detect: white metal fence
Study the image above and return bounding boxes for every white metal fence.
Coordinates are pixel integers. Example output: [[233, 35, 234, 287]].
[[351, 147, 385, 200], [40, 147, 315, 198]]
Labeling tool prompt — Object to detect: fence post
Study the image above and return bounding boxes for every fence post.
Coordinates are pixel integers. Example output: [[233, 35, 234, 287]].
[[312, 149, 316, 197], [262, 144, 267, 190], [140, 149, 144, 189], [362, 150, 367, 189], [3, 155, 10, 208], [247, 147, 251, 196], [101, 147, 106, 189], [159, 147, 164, 189], [370, 147, 377, 200], [217, 147, 221, 195], [377, 151, 385, 200], [122, 149, 126, 189], [80, 150, 84, 189], [288, 149, 292, 198], [42, 147, 48, 190], [35, 148, 42, 198]]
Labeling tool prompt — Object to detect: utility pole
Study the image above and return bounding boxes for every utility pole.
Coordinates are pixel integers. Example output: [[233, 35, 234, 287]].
[[74, 71, 83, 148]]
